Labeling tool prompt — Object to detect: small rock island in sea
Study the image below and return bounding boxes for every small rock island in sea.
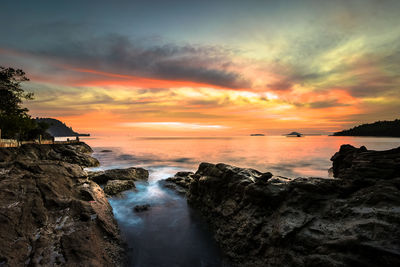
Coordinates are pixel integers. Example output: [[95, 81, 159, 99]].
[[285, 131, 303, 137]]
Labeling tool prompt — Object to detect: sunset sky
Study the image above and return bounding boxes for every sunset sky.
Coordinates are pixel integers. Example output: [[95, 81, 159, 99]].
[[1, 0, 400, 136]]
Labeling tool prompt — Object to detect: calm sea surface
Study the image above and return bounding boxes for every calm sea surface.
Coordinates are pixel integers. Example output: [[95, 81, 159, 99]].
[[83, 136, 400, 267]]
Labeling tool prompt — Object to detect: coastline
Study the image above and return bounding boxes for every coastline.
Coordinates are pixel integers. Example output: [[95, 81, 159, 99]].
[[1, 142, 399, 266]]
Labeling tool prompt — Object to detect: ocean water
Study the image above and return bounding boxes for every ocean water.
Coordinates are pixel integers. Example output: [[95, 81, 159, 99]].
[[84, 136, 400, 267]]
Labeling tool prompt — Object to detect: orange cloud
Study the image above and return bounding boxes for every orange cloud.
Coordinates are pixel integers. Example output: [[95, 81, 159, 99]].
[[68, 68, 250, 91]]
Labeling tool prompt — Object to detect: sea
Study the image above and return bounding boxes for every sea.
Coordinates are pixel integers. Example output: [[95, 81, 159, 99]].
[[82, 135, 400, 267]]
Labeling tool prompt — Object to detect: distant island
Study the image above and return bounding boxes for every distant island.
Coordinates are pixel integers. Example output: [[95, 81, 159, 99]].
[[250, 133, 265, 136], [35, 118, 90, 137], [333, 119, 400, 137], [285, 131, 303, 137]]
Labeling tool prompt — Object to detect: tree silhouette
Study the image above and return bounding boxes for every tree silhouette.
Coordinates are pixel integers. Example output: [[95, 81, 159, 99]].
[[0, 66, 48, 140], [0, 67, 33, 116]]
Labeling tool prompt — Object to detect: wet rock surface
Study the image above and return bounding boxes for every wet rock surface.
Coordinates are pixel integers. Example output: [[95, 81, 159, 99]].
[[89, 167, 149, 184], [0, 143, 123, 266], [160, 171, 195, 195], [104, 180, 135, 196], [166, 145, 400, 267]]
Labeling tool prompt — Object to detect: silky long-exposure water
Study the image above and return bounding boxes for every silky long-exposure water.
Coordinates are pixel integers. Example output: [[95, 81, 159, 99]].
[[84, 136, 400, 266]]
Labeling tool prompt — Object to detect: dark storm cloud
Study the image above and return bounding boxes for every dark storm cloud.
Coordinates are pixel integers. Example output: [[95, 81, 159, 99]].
[[20, 33, 250, 89]]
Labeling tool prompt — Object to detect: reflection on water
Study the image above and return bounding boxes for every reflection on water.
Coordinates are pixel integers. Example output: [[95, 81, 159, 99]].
[[86, 136, 400, 178], [84, 136, 400, 266]]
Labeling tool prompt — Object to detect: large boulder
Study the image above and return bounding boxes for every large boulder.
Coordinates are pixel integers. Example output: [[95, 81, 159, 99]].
[[104, 180, 135, 196], [90, 167, 149, 184], [166, 145, 400, 267], [331, 144, 400, 180], [0, 144, 123, 266]]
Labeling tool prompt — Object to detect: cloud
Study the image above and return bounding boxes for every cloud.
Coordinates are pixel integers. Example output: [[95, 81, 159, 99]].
[[121, 122, 227, 129], [267, 80, 294, 91], [307, 100, 350, 109], [13, 33, 250, 89], [2, 5, 400, 136]]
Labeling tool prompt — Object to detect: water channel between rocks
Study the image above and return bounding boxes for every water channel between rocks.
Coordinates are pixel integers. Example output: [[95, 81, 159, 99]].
[[108, 167, 229, 267]]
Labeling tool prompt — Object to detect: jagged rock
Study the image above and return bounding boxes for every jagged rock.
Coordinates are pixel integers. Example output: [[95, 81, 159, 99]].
[[0, 142, 99, 167], [90, 167, 149, 184], [331, 144, 400, 180], [257, 172, 273, 183], [0, 143, 123, 266], [133, 204, 151, 212], [104, 180, 135, 196], [166, 145, 400, 267], [159, 171, 195, 195]]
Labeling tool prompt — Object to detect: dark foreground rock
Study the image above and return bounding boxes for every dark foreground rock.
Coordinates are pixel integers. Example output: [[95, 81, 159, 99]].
[[160, 171, 195, 195], [330, 144, 400, 180], [104, 180, 135, 196], [89, 167, 149, 184], [0, 142, 100, 167], [167, 145, 400, 267], [0, 143, 123, 266]]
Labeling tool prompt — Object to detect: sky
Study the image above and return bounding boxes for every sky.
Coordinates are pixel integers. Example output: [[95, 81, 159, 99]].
[[1, 0, 400, 136]]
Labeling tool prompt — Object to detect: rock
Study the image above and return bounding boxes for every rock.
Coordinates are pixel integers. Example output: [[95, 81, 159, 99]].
[[159, 180, 188, 195], [0, 143, 123, 266], [104, 180, 135, 196], [100, 149, 112, 153], [175, 171, 194, 177], [331, 144, 400, 180], [90, 167, 149, 184], [133, 204, 151, 212], [0, 142, 100, 167], [159, 171, 195, 195], [257, 172, 273, 183], [169, 145, 400, 267]]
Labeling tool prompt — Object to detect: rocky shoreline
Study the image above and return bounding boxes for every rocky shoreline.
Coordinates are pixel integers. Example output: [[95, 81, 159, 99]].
[[1, 142, 399, 266], [0, 143, 128, 266], [163, 145, 400, 266]]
